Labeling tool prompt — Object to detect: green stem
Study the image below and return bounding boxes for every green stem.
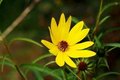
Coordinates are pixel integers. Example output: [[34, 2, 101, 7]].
[[1, 55, 6, 72], [66, 66, 82, 80], [32, 54, 53, 64], [92, 0, 103, 35], [0, 0, 40, 40], [15, 65, 27, 80], [3, 41, 27, 80], [60, 70, 66, 80]]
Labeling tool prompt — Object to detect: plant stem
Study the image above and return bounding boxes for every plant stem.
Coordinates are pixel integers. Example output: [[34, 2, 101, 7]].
[[0, 0, 40, 40], [3, 41, 27, 80], [92, 0, 103, 35], [15, 65, 27, 80], [66, 66, 82, 80], [61, 69, 67, 80]]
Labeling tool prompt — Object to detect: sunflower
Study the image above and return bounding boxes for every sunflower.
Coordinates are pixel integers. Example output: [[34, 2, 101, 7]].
[[76, 58, 94, 74], [41, 13, 96, 68], [76, 59, 94, 80]]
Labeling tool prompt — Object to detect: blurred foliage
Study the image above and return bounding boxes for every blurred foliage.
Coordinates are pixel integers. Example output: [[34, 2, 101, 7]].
[[0, 0, 119, 40], [0, 0, 120, 80]]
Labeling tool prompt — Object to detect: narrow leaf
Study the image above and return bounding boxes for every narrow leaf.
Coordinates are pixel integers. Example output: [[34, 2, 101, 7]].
[[1, 56, 6, 72], [0, 0, 3, 5], [20, 63, 62, 80], [0, 61, 15, 69], [101, 2, 119, 15], [32, 54, 53, 63], [95, 72, 120, 80], [105, 43, 120, 48], [0, 56, 15, 69], [105, 27, 120, 34], [106, 47, 116, 53], [99, 16, 110, 25], [10, 37, 43, 47], [66, 66, 82, 80], [72, 17, 79, 23], [44, 61, 55, 67], [97, 33, 103, 40], [32, 71, 44, 80], [61, 70, 67, 80], [94, 36, 102, 48]]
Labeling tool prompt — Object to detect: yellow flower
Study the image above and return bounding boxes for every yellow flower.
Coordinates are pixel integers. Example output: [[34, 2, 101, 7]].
[[41, 13, 96, 68]]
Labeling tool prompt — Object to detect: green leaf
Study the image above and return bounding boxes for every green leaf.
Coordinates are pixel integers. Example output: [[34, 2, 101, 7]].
[[94, 36, 102, 48], [67, 73, 77, 80], [1, 56, 6, 72], [0, 61, 15, 69], [103, 58, 109, 69], [61, 70, 67, 80], [66, 66, 81, 80], [0, 56, 15, 69], [10, 37, 43, 47], [99, 16, 110, 26], [105, 43, 120, 48], [20, 63, 62, 80], [101, 2, 119, 15], [95, 72, 120, 80], [97, 33, 103, 40], [32, 71, 44, 80], [92, 78, 97, 80], [0, 0, 3, 5], [72, 17, 79, 23], [82, 71, 87, 80], [97, 57, 109, 69], [44, 61, 55, 67], [105, 27, 120, 34], [24, 54, 53, 75], [106, 47, 116, 53], [32, 54, 53, 63]]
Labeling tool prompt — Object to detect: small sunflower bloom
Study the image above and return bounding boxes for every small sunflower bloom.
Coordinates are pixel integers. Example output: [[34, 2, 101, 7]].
[[76, 59, 94, 74], [41, 13, 96, 68], [76, 59, 94, 80]]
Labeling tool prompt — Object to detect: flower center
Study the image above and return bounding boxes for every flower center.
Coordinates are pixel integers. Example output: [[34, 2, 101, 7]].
[[58, 41, 68, 52], [78, 62, 87, 71]]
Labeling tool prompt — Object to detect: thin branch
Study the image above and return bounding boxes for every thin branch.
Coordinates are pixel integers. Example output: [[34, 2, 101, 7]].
[[92, 0, 103, 35], [0, 0, 40, 40], [3, 41, 27, 80], [0, 0, 41, 79]]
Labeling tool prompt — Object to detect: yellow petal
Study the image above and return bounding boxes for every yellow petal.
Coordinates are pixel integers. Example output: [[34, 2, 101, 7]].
[[50, 18, 60, 42], [49, 48, 59, 56], [67, 28, 90, 45], [58, 13, 66, 40], [69, 21, 84, 36], [51, 17, 57, 31], [67, 50, 96, 58], [49, 27, 59, 45], [55, 52, 65, 67], [64, 54, 77, 68], [62, 16, 72, 40], [65, 16, 72, 33], [71, 41, 94, 50], [67, 21, 84, 44], [58, 13, 66, 29], [41, 40, 58, 55]]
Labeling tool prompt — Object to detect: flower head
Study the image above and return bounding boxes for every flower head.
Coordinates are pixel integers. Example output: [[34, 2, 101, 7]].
[[76, 59, 94, 74], [41, 13, 96, 68], [76, 59, 94, 80]]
